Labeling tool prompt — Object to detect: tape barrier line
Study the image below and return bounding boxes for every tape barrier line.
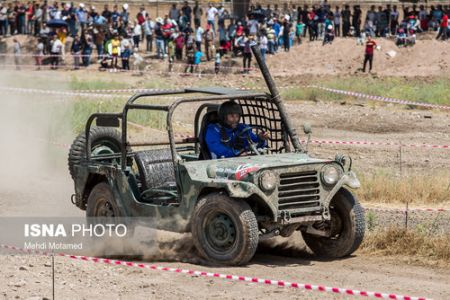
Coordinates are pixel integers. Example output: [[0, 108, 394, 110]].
[[304, 139, 449, 150], [0, 244, 431, 300], [307, 85, 450, 111], [366, 207, 450, 213], [40, 85, 450, 112]]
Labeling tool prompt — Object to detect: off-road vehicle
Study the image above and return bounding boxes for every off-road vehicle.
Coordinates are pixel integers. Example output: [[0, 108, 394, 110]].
[[68, 45, 365, 265]]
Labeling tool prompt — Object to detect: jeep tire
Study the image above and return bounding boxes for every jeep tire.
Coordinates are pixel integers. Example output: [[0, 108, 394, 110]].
[[301, 188, 365, 258], [191, 193, 259, 265], [68, 127, 122, 180]]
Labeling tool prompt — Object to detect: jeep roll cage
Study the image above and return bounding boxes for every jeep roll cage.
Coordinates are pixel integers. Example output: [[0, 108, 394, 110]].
[[84, 44, 304, 171]]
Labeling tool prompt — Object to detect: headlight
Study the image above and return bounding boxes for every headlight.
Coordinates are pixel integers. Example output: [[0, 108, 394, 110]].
[[259, 171, 277, 192], [321, 164, 342, 186]]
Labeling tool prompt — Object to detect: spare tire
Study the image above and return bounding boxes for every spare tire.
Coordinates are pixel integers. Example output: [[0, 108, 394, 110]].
[[68, 127, 123, 179]]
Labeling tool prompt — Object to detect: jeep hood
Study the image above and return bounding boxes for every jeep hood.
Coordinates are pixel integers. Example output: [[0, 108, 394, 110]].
[[182, 152, 333, 181]]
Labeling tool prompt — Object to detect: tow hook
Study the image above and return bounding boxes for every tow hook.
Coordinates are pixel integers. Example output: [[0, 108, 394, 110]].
[[280, 210, 291, 223]]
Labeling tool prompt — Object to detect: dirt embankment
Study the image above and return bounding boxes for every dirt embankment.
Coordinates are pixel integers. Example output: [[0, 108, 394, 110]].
[[266, 36, 449, 77]]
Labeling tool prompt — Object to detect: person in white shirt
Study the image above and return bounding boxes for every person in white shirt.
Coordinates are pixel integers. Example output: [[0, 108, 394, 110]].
[[194, 23, 204, 51], [259, 32, 268, 62], [206, 3, 218, 32], [143, 15, 154, 52], [132, 21, 142, 49], [50, 35, 63, 69]]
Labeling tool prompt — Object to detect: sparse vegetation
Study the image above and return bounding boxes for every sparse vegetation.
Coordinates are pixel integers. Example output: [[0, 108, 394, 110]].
[[361, 227, 450, 266], [356, 170, 450, 205]]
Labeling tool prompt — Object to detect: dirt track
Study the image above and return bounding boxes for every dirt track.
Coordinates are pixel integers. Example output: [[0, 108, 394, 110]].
[[0, 38, 449, 299]]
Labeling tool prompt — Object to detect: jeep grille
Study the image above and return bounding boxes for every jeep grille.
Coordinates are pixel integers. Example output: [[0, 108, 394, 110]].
[[278, 171, 321, 210]]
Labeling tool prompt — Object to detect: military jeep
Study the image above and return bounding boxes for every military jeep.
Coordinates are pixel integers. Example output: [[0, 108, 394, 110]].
[[68, 45, 365, 265]]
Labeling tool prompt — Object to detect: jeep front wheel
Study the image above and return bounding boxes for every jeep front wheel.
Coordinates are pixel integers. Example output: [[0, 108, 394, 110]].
[[301, 188, 365, 258], [191, 193, 259, 265]]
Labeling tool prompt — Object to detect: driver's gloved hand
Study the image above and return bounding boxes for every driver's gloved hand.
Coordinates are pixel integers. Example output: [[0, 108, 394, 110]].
[[258, 131, 270, 140]]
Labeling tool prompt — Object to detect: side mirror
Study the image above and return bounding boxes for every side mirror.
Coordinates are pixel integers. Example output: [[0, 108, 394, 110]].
[[303, 123, 312, 135]]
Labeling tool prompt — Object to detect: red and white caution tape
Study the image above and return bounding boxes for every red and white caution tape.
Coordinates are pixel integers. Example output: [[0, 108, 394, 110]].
[[304, 139, 449, 150], [0, 86, 122, 99], [0, 244, 431, 300], [366, 207, 450, 213], [308, 85, 450, 111]]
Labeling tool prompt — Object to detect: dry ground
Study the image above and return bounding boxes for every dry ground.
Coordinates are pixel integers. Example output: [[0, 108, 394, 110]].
[[0, 39, 449, 299]]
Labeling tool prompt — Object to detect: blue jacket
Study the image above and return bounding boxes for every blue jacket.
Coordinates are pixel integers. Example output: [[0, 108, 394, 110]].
[[205, 123, 267, 159]]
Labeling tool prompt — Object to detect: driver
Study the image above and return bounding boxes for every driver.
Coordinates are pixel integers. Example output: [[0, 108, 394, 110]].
[[205, 100, 269, 159]]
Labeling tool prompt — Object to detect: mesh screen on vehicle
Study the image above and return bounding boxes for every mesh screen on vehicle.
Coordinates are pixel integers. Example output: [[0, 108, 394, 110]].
[[237, 97, 288, 153]]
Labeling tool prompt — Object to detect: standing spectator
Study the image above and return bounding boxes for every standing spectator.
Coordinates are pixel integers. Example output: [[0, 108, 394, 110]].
[[362, 36, 377, 73], [181, 1, 192, 25], [111, 34, 120, 69], [267, 26, 275, 54], [352, 5, 362, 37], [121, 4, 129, 27], [71, 34, 82, 70], [0, 5, 7, 37], [169, 4, 179, 22], [81, 33, 93, 67], [33, 4, 43, 36], [154, 17, 165, 59], [334, 6, 341, 37], [204, 24, 214, 61], [282, 19, 291, 51], [259, 30, 268, 62], [418, 5, 428, 31], [35, 38, 44, 70], [193, 46, 203, 73], [143, 15, 154, 53], [295, 19, 305, 44], [13, 38, 20, 69], [132, 20, 142, 49], [8, 3, 17, 35], [76, 3, 88, 32], [50, 34, 62, 70], [193, 1, 203, 27], [206, 3, 217, 32], [390, 5, 399, 35], [174, 31, 184, 60], [436, 12, 448, 40], [342, 5, 351, 36], [184, 42, 195, 73], [26, 2, 34, 35], [121, 44, 131, 70], [242, 35, 252, 73], [194, 23, 204, 52], [102, 4, 112, 23], [17, 2, 26, 34]]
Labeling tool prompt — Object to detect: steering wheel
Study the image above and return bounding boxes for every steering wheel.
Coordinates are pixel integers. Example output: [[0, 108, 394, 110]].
[[237, 126, 266, 156]]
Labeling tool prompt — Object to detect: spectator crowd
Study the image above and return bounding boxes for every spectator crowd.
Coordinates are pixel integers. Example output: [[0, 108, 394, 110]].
[[0, 1, 448, 73]]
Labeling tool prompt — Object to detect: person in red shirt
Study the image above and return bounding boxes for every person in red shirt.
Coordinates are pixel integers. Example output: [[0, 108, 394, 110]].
[[436, 13, 448, 40], [362, 36, 377, 73]]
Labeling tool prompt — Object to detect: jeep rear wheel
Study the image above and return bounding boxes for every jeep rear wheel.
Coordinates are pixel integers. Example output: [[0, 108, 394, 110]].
[[86, 182, 120, 218], [68, 127, 122, 180], [86, 182, 134, 246], [191, 193, 258, 265], [301, 188, 365, 258]]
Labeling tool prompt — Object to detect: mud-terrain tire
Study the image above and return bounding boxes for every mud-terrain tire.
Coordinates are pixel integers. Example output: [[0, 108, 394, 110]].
[[86, 182, 134, 238], [191, 193, 259, 265], [68, 127, 122, 179], [302, 188, 365, 258]]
